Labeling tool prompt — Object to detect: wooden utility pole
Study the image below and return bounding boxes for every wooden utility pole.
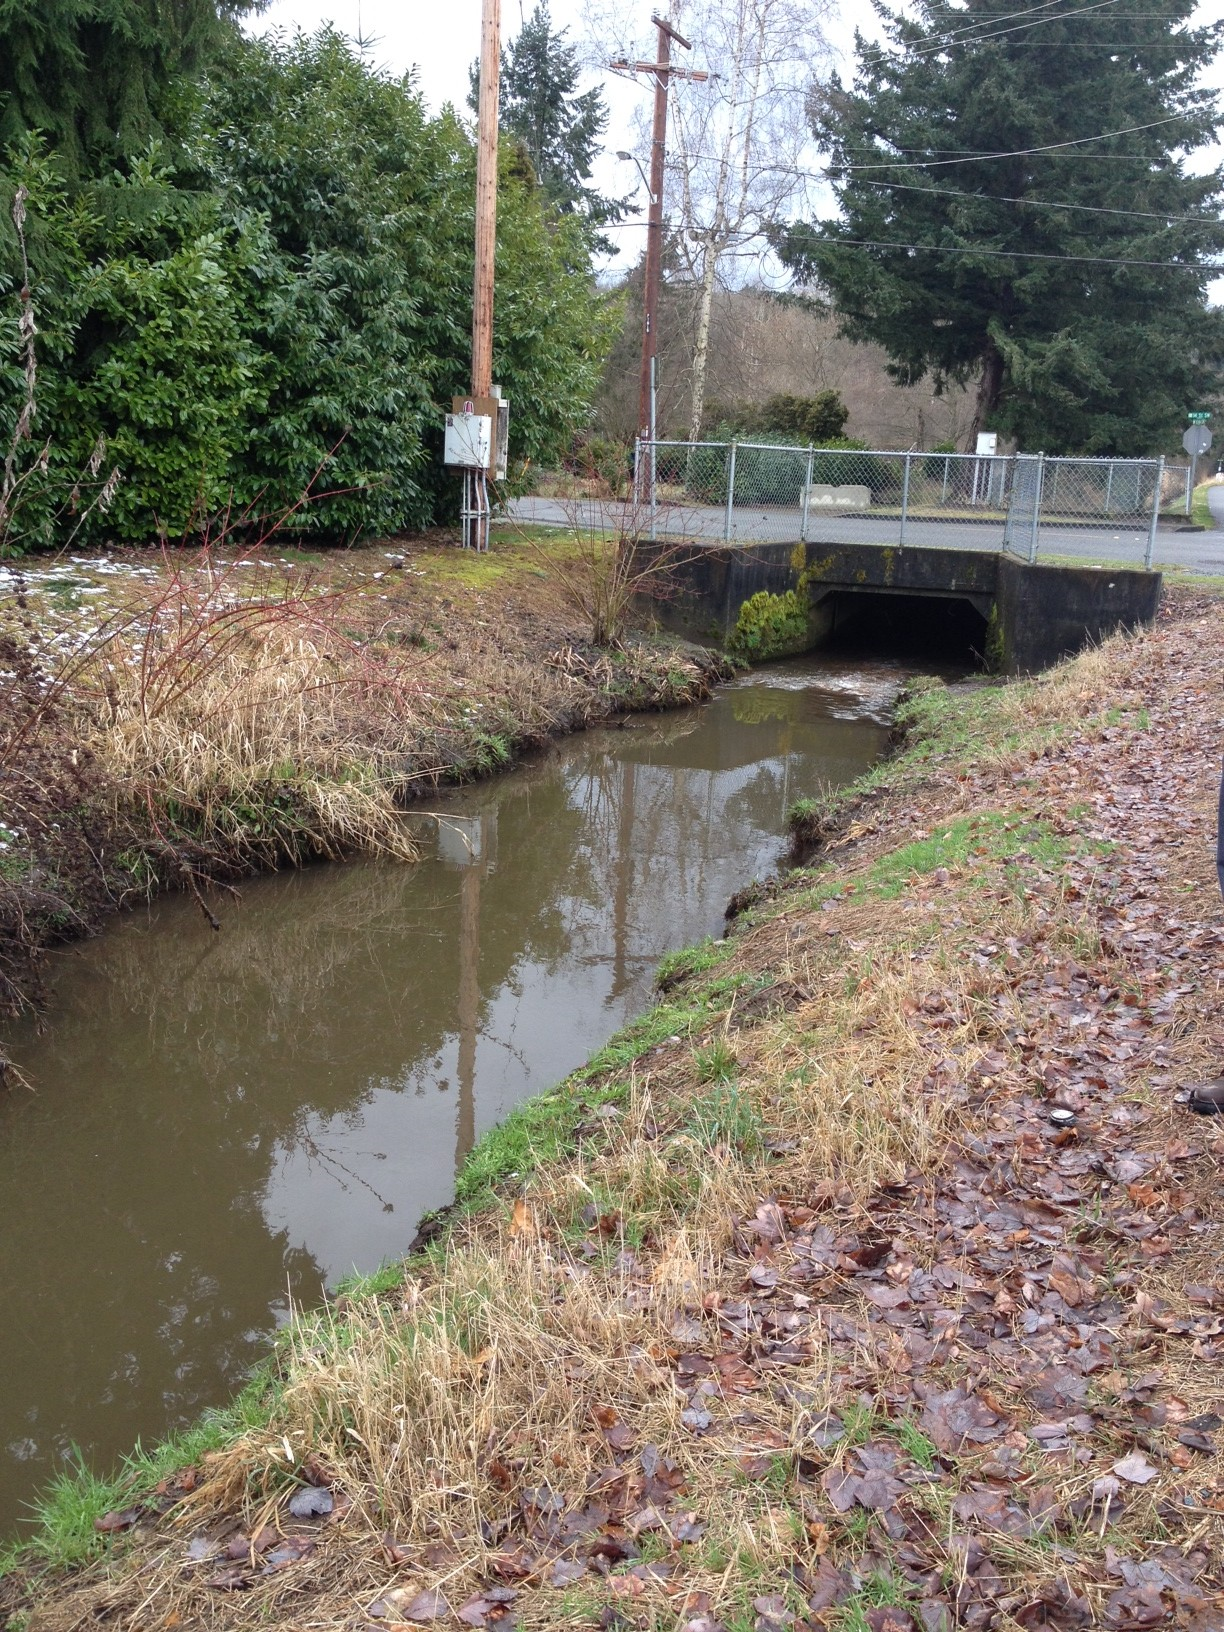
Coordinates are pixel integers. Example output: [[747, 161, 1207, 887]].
[[611, 17, 704, 447], [638, 16, 688, 446], [472, 0, 501, 398]]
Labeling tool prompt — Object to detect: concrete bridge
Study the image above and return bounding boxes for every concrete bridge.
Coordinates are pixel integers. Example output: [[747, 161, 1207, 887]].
[[639, 538, 1162, 673]]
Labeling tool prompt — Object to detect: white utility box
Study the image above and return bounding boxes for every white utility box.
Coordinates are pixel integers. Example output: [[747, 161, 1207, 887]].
[[975, 432, 999, 458], [444, 412, 492, 470]]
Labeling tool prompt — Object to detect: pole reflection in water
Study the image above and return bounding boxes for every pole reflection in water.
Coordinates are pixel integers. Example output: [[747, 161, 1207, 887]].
[[0, 656, 903, 1535], [445, 810, 496, 1165]]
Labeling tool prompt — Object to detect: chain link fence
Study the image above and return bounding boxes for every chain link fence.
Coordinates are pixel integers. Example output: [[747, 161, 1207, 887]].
[[633, 440, 1172, 567]]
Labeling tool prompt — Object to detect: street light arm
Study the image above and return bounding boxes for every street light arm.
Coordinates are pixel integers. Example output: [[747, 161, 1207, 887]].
[[616, 150, 656, 204]]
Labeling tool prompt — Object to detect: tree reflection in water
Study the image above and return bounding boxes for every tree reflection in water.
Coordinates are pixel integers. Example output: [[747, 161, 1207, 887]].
[[0, 655, 899, 1535]]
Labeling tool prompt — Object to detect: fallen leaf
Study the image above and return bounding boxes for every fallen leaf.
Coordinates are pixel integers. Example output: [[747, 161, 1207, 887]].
[[1103, 1581, 1168, 1628], [402, 1588, 450, 1622], [93, 1508, 141, 1534], [203, 1566, 250, 1591], [287, 1484, 333, 1518], [261, 1537, 315, 1571], [1111, 1451, 1159, 1485], [370, 1587, 450, 1621]]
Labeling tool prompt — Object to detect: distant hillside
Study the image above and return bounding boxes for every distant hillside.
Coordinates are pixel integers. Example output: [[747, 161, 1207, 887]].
[[597, 282, 973, 451]]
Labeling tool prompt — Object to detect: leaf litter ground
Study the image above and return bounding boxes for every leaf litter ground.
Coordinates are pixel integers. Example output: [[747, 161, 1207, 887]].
[[8, 589, 1224, 1632]]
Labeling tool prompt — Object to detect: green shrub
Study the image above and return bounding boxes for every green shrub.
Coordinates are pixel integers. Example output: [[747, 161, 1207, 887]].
[[754, 389, 849, 442], [571, 433, 631, 495], [0, 32, 617, 550]]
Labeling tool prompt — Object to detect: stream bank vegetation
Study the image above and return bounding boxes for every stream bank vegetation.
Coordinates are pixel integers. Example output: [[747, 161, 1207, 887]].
[[5, 587, 1223, 1630], [0, 530, 728, 1018]]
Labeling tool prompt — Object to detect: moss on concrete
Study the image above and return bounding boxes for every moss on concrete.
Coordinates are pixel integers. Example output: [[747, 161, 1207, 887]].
[[727, 588, 816, 661]]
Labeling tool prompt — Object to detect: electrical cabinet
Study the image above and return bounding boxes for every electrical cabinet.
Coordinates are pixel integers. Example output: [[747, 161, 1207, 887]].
[[444, 412, 492, 470]]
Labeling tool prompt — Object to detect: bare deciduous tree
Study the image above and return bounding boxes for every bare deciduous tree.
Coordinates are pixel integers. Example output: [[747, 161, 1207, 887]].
[[586, 0, 831, 442], [661, 0, 831, 441]]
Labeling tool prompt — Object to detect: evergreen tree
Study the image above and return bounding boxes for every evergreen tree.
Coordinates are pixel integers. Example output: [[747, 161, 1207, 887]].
[[0, 0, 251, 176], [470, 2, 625, 248], [779, 0, 1224, 453]]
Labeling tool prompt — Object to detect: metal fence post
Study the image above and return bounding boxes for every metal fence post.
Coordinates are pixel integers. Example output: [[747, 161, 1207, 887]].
[[941, 454, 950, 503], [800, 444, 814, 543], [632, 436, 641, 506], [1104, 460, 1114, 517], [649, 439, 657, 542], [1145, 455, 1164, 571], [899, 451, 912, 547], [724, 441, 737, 543], [1028, 452, 1045, 564], [1185, 461, 1194, 516]]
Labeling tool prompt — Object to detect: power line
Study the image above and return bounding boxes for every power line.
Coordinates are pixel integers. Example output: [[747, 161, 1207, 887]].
[[915, 38, 1216, 45], [858, 0, 1165, 68], [857, 176, 1224, 225], [861, 6, 1206, 71], [805, 233, 1222, 269], [599, 217, 1224, 271], [873, 0, 1091, 51], [839, 113, 1188, 170], [858, 0, 1120, 65]]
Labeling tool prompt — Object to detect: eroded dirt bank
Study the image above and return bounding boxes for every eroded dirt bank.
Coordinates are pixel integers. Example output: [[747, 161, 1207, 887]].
[[0, 533, 728, 1026], [6, 589, 1224, 1632]]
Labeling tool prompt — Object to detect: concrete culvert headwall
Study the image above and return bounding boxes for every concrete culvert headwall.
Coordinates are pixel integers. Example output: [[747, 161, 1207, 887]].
[[638, 538, 1161, 674]]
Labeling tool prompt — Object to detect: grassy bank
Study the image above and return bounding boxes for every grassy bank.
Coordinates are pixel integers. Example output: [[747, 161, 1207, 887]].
[[0, 531, 730, 1025], [4, 587, 1222, 1630], [1161, 479, 1220, 532]]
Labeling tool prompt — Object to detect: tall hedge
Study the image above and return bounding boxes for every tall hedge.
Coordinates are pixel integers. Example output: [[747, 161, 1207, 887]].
[[0, 29, 617, 549]]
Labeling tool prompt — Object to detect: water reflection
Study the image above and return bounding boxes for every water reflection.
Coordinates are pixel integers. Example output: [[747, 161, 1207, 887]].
[[0, 657, 897, 1534]]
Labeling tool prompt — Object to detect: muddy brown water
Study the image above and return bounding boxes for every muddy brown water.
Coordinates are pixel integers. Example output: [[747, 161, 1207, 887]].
[[0, 657, 904, 1537]]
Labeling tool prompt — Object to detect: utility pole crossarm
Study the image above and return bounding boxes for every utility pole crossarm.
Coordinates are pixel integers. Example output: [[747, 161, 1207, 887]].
[[610, 58, 709, 82]]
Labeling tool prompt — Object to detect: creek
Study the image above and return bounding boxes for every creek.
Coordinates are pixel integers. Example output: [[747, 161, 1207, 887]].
[[0, 654, 908, 1538]]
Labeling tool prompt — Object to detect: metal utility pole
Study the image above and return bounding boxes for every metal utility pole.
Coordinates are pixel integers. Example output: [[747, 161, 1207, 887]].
[[612, 16, 705, 447], [472, 0, 501, 398]]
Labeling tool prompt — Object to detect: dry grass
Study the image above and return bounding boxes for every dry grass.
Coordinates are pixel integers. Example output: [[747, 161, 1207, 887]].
[[75, 625, 425, 863], [9, 596, 1224, 1632]]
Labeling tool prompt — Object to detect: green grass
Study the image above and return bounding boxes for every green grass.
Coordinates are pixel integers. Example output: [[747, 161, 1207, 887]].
[[1147, 561, 1224, 592], [447, 972, 761, 1214], [835, 1574, 920, 1631], [866, 811, 1081, 898], [413, 526, 591, 591], [1165, 480, 1220, 532], [692, 1035, 737, 1084], [788, 665, 1149, 861], [334, 1259, 406, 1300], [655, 936, 732, 991], [685, 1081, 761, 1153], [0, 1369, 277, 1577], [777, 810, 1110, 934], [885, 1416, 938, 1470]]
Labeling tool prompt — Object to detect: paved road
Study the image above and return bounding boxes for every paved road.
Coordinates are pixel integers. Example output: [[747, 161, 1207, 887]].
[[510, 496, 1224, 576]]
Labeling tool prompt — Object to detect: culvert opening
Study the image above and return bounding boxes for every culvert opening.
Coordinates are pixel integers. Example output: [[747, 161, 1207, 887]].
[[819, 590, 989, 668]]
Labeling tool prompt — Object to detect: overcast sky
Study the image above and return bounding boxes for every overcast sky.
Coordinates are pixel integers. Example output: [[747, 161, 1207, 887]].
[[247, 0, 1224, 297]]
